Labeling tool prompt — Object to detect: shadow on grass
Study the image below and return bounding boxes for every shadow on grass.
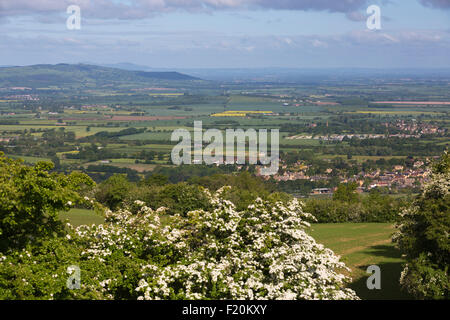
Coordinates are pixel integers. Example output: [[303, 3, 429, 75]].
[[349, 244, 413, 300], [368, 244, 404, 259]]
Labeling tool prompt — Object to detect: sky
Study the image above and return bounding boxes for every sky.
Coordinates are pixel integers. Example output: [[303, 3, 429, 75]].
[[0, 0, 449, 68]]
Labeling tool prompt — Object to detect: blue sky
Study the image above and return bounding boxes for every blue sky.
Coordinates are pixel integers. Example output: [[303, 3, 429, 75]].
[[0, 0, 449, 68]]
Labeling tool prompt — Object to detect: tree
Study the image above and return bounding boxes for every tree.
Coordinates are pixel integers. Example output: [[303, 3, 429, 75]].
[[333, 182, 359, 203], [0, 153, 94, 252], [142, 174, 168, 187], [94, 174, 132, 210], [393, 151, 450, 299]]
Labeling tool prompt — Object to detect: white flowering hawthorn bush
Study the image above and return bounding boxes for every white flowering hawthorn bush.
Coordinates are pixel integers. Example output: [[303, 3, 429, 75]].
[[0, 187, 359, 300], [134, 187, 358, 300]]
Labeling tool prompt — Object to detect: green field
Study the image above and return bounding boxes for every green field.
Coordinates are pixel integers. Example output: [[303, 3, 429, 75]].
[[59, 208, 105, 226], [309, 223, 411, 300]]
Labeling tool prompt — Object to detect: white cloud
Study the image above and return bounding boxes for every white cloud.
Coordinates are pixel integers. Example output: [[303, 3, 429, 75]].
[[0, 0, 372, 20], [311, 39, 328, 48], [419, 0, 450, 10]]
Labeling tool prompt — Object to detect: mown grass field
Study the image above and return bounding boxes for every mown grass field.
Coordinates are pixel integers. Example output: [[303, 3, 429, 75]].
[[308, 223, 411, 300], [59, 209, 410, 300], [59, 208, 105, 226]]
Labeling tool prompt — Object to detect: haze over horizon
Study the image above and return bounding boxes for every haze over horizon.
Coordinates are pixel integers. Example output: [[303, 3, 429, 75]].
[[1, 0, 449, 69]]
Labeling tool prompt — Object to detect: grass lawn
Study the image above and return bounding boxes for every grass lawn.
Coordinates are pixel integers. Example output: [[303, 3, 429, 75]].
[[308, 223, 412, 300], [59, 208, 105, 226]]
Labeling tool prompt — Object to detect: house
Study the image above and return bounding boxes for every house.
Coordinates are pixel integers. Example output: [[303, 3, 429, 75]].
[[311, 188, 333, 195], [413, 161, 424, 168]]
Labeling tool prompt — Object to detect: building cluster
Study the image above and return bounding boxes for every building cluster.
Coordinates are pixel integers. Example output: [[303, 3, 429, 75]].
[[363, 167, 430, 190], [80, 105, 109, 109], [383, 120, 446, 135], [288, 133, 421, 141], [286, 121, 446, 141], [2, 94, 39, 101], [266, 160, 430, 194]]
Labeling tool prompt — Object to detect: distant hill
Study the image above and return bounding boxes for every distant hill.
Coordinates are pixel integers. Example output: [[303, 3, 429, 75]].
[[100, 62, 154, 72], [0, 63, 199, 88]]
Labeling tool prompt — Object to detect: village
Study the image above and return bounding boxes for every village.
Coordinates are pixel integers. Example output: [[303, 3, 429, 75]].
[[264, 159, 430, 196]]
